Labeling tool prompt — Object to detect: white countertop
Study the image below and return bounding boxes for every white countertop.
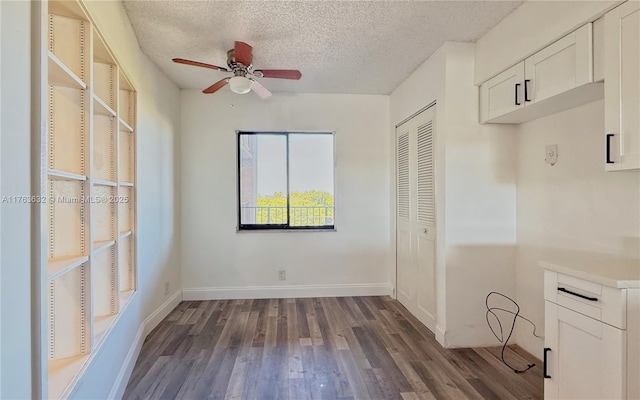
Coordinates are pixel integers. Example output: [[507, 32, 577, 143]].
[[539, 249, 640, 288]]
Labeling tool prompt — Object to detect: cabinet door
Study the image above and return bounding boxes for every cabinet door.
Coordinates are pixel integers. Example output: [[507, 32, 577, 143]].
[[545, 301, 626, 400], [525, 23, 593, 104], [605, 1, 640, 171], [479, 62, 524, 123]]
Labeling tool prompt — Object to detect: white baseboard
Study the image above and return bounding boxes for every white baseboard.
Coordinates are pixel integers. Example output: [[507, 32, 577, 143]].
[[182, 283, 393, 301], [108, 290, 183, 400], [435, 324, 446, 347], [143, 290, 183, 336]]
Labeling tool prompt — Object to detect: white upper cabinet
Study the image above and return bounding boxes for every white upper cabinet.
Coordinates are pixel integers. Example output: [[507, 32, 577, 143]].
[[480, 63, 525, 122], [524, 24, 593, 103], [604, 1, 640, 171], [480, 23, 603, 124]]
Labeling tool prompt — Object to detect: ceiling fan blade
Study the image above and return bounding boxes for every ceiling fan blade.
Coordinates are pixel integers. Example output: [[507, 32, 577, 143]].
[[254, 69, 302, 80], [203, 78, 230, 94], [234, 41, 253, 66], [250, 79, 272, 99], [173, 58, 228, 72]]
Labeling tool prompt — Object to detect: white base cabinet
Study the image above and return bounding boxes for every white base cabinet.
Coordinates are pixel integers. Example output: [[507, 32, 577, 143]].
[[544, 301, 626, 400], [544, 269, 639, 399]]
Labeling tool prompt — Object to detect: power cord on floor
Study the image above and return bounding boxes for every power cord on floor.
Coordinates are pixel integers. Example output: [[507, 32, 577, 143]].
[[485, 291, 543, 374]]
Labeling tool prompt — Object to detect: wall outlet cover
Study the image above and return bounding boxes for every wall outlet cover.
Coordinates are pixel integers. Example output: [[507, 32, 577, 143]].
[[545, 144, 558, 165]]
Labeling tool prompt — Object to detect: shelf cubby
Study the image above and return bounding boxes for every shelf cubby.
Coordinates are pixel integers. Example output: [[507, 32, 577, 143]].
[[118, 128, 135, 183], [92, 185, 115, 242], [92, 247, 117, 319], [93, 62, 116, 112], [48, 85, 87, 175], [47, 264, 89, 360], [47, 261, 90, 400], [118, 235, 135, 293], [93, 114, 116, 182], [118, 91, 135, 128], [47, 179, 86, 259], [48, 14, 88, 85], [118, 186, 133, 233]]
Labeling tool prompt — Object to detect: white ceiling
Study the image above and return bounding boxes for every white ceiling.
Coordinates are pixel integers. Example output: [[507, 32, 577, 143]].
[[123, 1, 523, 95]]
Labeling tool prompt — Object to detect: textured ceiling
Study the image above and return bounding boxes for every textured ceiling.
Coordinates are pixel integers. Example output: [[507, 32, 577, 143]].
[[123, 1, 523, 95]]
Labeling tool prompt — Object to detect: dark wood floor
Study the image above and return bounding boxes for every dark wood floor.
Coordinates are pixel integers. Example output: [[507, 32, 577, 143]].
[[124, 296, 543, 400]]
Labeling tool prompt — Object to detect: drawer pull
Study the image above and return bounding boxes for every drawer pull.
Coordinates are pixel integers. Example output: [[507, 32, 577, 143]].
[[557, 287, 598, 302], [543, 348, 551, 379]]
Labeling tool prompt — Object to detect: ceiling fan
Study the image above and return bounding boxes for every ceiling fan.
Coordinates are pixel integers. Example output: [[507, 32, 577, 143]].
[[172, 41, 302, 99]]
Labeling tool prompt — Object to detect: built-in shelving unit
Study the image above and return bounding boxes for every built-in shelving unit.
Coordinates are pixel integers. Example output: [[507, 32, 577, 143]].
[[44, 1, 137, 398]]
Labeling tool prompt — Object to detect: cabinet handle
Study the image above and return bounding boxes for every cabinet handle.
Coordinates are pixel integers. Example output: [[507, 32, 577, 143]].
[[543, 348, 551, 379], [557, 287, 598, 302], [606, 133, 615, 164], [515, 83, 521, 105], [524, 79, 531, 102]]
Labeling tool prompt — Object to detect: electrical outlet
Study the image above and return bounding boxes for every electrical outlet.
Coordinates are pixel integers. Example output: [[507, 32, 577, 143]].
[[164, 281, 170, 296], [278, 270, 286, 281]]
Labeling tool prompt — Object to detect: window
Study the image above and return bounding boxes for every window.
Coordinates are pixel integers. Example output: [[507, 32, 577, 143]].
[[238, 131, 335, 230]]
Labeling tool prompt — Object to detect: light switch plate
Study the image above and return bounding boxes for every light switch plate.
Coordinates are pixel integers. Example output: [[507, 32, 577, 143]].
[[545, 144, 558, 165]]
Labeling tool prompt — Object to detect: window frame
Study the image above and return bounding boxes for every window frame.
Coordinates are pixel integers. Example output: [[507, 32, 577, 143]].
[[236, 130, 336, 231]]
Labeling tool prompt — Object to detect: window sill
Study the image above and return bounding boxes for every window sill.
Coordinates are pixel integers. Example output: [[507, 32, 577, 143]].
[[236, 228, 337, 233]]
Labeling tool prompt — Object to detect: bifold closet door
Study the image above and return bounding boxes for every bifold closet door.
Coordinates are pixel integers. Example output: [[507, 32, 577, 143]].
[[396, 106, 437, 332]]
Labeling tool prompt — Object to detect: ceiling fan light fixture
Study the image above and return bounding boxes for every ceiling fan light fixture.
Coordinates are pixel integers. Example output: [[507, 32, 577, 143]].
[[229, 76, 253, 94]]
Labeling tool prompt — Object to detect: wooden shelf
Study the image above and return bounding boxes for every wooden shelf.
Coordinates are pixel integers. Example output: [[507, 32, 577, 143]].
[[118, 118, 133, 133], [47, 255, 88, 281], [93, 28, 116, 65], [119, 181, 134, 187], [92, 94, 116, 117], [48, 169, 86, 181], [119, 290, 134, 308], [93, 179, 116, 187], [48, 354, 88, 400], [119, 230, 133, 239], [93, 240, 115, 254], [48, 0, 88, 20], [119, 69, 134, 91], [93, 315, 115, 347], [48, 51, 86, 89]]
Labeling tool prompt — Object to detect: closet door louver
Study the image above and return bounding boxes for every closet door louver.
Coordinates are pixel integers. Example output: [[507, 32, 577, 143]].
[[397, 132, 411, 220], [416, 121, 434, 225]]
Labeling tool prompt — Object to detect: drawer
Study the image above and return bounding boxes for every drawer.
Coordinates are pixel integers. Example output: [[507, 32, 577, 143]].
[[544, 270, 627, 329]]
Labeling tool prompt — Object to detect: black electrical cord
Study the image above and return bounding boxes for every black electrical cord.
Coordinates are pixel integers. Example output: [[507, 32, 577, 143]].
[[485, 291, 543, 374]]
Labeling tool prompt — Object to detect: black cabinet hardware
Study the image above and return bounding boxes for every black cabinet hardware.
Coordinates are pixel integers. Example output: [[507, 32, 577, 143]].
[[515, 83, 521, 105], [543, 348, 551, 378], [558, 287, 598, 302], [606, 133, 615, 164], [524, 80, 531, 102]]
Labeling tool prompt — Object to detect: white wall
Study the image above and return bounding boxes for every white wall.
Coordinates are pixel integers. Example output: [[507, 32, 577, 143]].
[[390, 43, 518, 348], [67, 1, 182, 398], [0, 1, 32, 398], [181, 91, 392, 299], [515, 100, 640, 357]]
